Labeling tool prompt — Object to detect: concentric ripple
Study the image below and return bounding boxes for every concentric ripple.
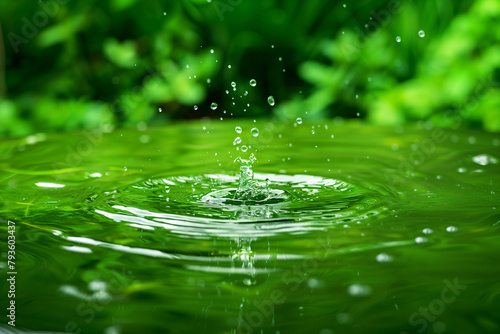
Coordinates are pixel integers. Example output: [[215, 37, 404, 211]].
[[89, 173, 390, 238]]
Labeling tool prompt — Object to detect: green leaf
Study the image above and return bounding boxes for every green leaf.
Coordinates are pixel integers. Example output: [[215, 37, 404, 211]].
[[104, 38, 138, 69]]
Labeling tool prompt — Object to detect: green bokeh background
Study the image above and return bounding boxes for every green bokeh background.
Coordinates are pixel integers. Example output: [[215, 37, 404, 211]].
[[1, 0, 499, 138]]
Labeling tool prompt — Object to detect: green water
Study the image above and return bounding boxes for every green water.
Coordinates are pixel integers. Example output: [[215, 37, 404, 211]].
[[1, 120, 499, 334]]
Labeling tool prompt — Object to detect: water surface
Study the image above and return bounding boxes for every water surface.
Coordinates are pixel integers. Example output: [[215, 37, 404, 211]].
[[1, 120, 499, 334]]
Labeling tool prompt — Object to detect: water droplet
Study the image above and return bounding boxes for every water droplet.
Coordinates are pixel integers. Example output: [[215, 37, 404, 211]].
[[210, 102, 218, 110], [137, 122, 147, 131], [228, 65, 231, 69], [231, 81, 236, 88], [267, 96, 275, 106], [311, 130, 315, 134], [233, 137, 242, 145], [418, 30, 425, 37], [296, 117, 302, 124], [422, 228, 433, 234], [139, 134, 150, 143], [472, 154, 498, 165], [343, 3, 347, 8], [446, 226, 458, 232], [251, 128, 259, 137], [306, 278, 321, 289], [158, 108, 162, 112], [243, 278, 254, 286], [278, 57, 282, 61], [249, 79, 257, 87], [235, 126, 242, 134], [271, 45, 274, 48], [396, 36, 401, 42], [225, 90, 229, 94], [415, 236, 428, 243], [347, 284, 371, 297], [210, 49, 214, 53], [375, 253, 393, 263], [193, 105, 198, 111], [163, 12, 166, 15], [241, 145, 248, 152]]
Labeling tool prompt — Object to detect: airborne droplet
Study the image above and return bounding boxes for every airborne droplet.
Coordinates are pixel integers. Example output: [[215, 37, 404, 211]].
[[418, 30, 425, 38], [251, 128, 259, 137], [296, 117, 302, 124], [396, 36, 401, 42], [210, 103, 218, 110], [267, 96, 275, 106], [233, 137, 242, 145], [235, 126, 242, 134], [249, 79, 257, 87]]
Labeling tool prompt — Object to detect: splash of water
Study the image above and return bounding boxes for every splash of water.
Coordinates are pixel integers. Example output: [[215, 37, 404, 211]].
[[199, 154, 288, 206], [234, 154, 270, 201]]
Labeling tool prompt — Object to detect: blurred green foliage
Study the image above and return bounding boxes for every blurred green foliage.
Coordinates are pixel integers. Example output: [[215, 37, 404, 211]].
[[0, 0, 499, 138]]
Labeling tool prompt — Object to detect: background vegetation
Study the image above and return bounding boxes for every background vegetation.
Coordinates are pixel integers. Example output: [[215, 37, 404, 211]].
[[1, 0, 499, 138]]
